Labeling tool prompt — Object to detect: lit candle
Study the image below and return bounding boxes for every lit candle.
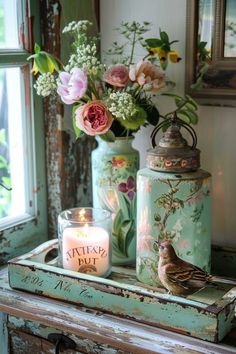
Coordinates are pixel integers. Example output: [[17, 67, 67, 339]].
[[62, 209, 110, 276]]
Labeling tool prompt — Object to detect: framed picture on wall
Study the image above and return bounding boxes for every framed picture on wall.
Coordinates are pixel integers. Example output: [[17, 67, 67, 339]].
[[185, 0, 236, 106]]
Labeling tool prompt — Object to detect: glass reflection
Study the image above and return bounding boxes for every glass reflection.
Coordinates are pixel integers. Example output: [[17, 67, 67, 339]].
[[224, 0, 236, 57], [198, 0, 215, 58]]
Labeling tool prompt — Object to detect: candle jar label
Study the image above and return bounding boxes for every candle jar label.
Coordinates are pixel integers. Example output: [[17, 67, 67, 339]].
[[62, 227, 110, 277]]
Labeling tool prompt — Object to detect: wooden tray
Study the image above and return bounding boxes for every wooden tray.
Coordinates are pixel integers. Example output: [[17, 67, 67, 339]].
[[8, 240, 236, 343]]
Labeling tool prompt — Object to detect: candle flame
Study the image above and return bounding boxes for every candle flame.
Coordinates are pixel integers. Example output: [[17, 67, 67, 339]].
[[81, 223, 88, 237], [79, 208, 86, 222]]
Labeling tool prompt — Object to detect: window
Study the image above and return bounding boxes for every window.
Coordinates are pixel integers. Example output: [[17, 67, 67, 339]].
[[0, 0, 48, 264]]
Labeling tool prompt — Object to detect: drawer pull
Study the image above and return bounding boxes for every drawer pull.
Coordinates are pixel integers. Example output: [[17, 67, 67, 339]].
[[48, 333, 76, 353]]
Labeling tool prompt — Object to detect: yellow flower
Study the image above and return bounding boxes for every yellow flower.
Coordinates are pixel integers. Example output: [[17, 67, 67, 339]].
[[149, 47, 168, 64], [31, 60, 39, 75], [28, 46, 59, 76], [169, 50, 182, 63]]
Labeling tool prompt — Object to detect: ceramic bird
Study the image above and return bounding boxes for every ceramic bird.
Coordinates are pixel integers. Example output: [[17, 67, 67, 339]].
[[156, 240, 212, 295]]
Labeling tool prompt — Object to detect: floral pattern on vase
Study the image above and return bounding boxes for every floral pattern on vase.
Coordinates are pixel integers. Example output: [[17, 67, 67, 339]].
[[92, 137, 139, 265], [136, 168, 211, 287]]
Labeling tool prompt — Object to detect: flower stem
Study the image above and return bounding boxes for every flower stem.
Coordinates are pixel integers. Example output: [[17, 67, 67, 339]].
[[129, 28, 137, 66]]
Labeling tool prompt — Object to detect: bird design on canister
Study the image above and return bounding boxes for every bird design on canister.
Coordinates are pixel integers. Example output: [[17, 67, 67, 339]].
[[156, 240, 212, 295]]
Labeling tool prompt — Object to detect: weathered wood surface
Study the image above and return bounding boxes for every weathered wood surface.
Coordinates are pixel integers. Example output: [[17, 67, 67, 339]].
[[7, 240, 236, 343], [0, 312, 8, 354], [40, 0, 98, 239], [1, 268, 236, 353], [9, 329, 58, 354], [8, 316, 127, 354]]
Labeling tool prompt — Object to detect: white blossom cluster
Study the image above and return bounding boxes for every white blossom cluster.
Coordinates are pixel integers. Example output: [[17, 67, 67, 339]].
[[62, 20, 92, 34], [65, 43, 102, 75], [107, 92, 137, 120], [34, 73, 57, 97]]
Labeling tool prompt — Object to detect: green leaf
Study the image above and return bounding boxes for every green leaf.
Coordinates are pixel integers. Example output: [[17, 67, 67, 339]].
[[190, 77, 203, 90], [146, 105, 159, 126], [100, 130, 116, 142], [169, 40, 179, 45], [72, 105, 83, 139], [184, 102, 196, 112], [177, 110, 191, 124], [145, 38, 163, 48], [160, 30, 169, 43], [198, 41, 207, 51], [160, 43, 170, 52], [175, 97, 184, 107], [118, 106, 147, 130], [113, 209, 123, 235], [34, 53, 51, 74], [113, 194, 135, 257], [34, 43, 41, 54], [199, 63, 210, 75], [117, 220, 133, 256], [138, 100, 159, 126], [185, 110, 199, 124], [185, 95, 198, 110], [117, 193, 130, 220], [47, 53, 60, 72]]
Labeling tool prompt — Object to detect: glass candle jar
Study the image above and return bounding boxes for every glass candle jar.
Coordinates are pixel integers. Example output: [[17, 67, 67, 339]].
[[58, 207, 112, 277]]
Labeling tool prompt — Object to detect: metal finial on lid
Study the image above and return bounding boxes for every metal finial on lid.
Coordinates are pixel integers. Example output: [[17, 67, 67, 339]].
[[147, 114, 200, 172]]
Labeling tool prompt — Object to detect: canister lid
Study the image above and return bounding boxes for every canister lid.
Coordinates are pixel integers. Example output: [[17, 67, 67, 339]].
[[147, 115, 200, 172]]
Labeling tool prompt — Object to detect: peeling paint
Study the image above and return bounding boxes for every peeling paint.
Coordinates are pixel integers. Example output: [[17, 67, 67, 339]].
[[7, 241, 236, 343]]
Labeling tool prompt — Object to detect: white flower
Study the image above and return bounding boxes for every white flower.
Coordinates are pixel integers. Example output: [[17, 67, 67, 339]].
[[67, 43, 101, 75], [62, 20, 92, 33], [107, 91, 137, 120], [34, 73, 57, 97]]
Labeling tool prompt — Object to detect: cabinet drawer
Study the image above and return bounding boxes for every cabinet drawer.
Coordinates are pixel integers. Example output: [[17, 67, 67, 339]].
[[8, 316, 128, 354]]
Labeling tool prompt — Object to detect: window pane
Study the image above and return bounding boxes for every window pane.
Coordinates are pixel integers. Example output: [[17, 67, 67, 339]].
[[0, 0, 20, 49], [0, 67, 34, 226]]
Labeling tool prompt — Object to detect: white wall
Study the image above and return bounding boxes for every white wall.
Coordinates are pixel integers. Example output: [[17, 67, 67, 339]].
[[100, 0, 236, 248]]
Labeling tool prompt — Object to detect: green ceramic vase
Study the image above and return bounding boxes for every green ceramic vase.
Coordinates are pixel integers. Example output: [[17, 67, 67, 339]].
[[91, 137, 139, 265]]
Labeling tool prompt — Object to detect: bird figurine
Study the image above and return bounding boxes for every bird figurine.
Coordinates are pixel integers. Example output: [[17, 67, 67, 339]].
[[156, 240, 212, 295]]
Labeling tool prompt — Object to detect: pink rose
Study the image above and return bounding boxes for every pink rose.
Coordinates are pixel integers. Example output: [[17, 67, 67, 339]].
[[75, 100, 113, 136], [129, 60, 165, 93], [57, 68, 87, 104], [103, 64, 130, 87]]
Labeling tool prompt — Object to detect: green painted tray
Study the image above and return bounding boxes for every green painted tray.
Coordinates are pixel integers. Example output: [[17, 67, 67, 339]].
[[8, 240, 236, 343]]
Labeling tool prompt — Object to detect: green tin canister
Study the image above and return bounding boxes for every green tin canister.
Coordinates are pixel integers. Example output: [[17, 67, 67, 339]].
[[136, 116, 212, 287]]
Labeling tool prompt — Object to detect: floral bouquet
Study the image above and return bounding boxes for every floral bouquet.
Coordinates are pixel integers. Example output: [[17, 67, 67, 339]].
[[28, 20, 199, 263], [28, 20, 198, 141]]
